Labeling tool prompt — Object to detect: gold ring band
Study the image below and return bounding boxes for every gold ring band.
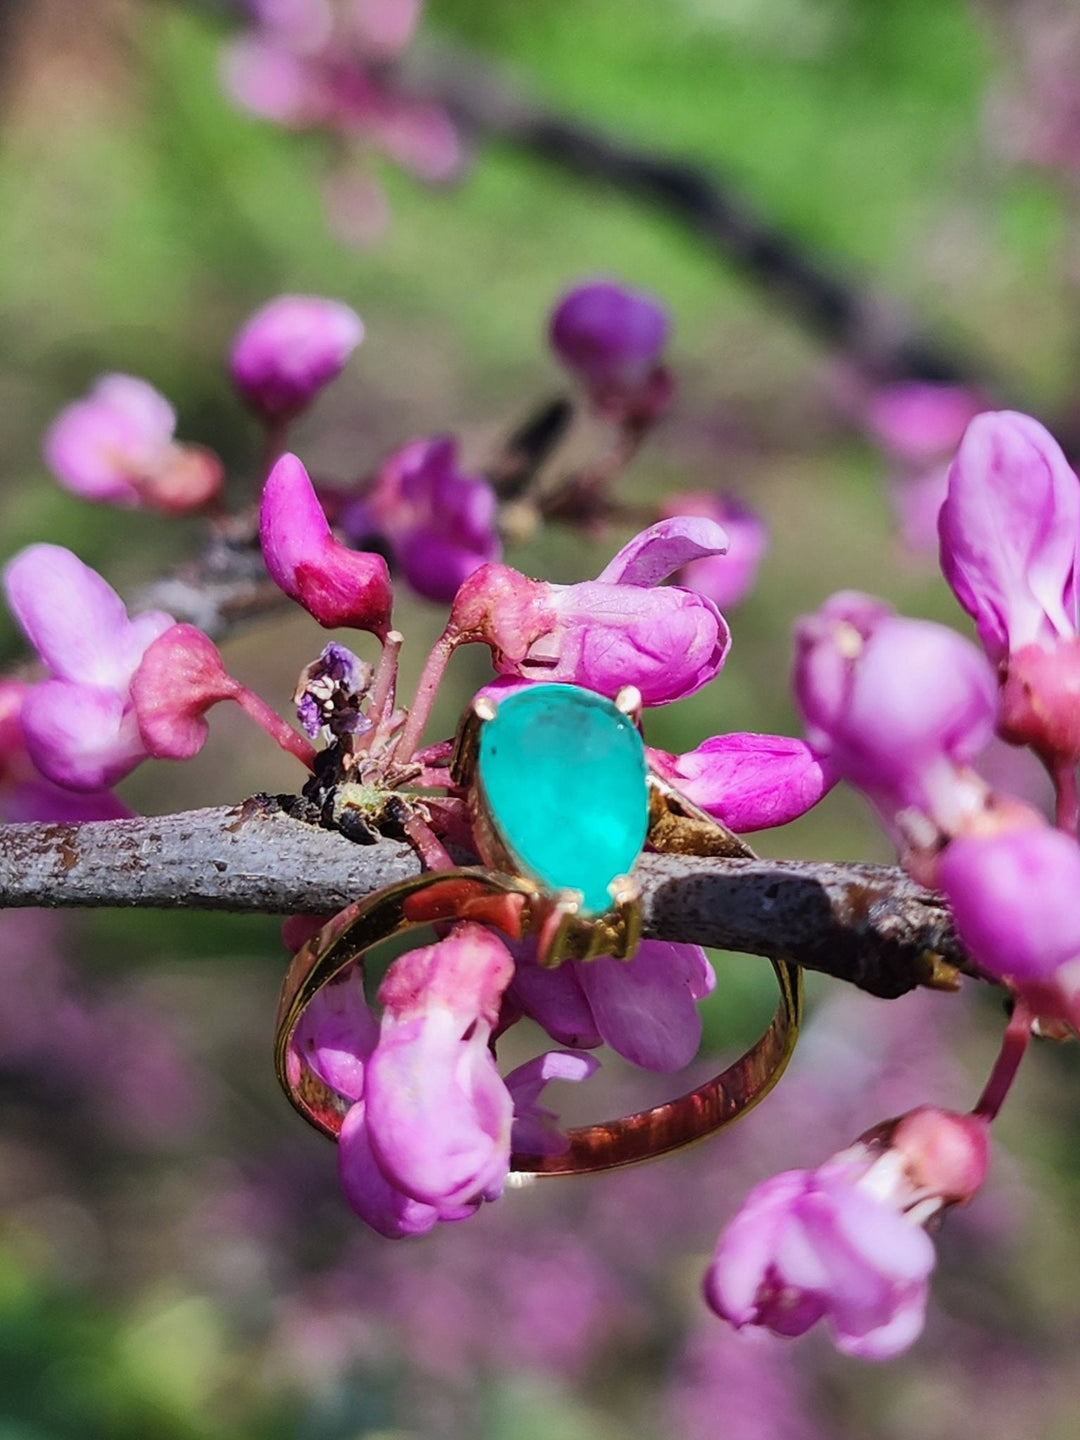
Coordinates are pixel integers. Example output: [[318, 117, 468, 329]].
[[274, 867, 803, 1175]]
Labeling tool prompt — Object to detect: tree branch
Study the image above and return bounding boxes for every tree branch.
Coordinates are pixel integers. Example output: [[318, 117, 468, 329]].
[[0, 800, 972, 999]]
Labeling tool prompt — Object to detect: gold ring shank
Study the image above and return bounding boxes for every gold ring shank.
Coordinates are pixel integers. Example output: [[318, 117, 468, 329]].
[[274, 868, 803, 1175]]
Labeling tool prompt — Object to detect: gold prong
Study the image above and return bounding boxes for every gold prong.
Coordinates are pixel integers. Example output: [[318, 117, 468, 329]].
[[614, 685, 643, 723], [472, 694, 498, 722]]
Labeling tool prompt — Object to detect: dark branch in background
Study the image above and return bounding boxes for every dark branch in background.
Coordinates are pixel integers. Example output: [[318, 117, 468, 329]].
[[0, 801, 974, 1000], [411, 46, 986, 389]]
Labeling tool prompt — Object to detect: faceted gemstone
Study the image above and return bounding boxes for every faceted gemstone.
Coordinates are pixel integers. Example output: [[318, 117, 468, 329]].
[[477, 683, 648, 914]]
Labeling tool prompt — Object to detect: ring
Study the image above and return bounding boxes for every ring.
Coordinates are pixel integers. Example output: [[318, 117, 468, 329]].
[[274, 682, 803, 1174]]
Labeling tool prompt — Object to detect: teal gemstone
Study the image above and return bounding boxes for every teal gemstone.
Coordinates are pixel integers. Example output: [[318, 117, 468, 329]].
[[477, 684, 648, 915]]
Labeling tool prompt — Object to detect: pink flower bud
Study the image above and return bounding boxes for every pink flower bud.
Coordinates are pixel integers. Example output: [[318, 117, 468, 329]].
[[43, 374, 224, 515], [647, 733, 836, 833], [939, 411, 1080, 665], [659, 492, 768, 610], [230, 295, 364, 421], [260, 452, 393, 636], [549, 279, 669, 408], [937, 821, 1080, 1027], [131, 623, 316, 769], [129, 624, 243, 760], [793, 592, 997, 832]]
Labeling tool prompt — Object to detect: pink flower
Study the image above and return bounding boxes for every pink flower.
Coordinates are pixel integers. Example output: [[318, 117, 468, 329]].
[[509, 939, 715, 1073], [259, 452, 393, 636], [4, 544, 175, 790], [659, 492, 768, 610], [448, 517, 731, 706], [230, 296, 364, 422], [43, 374, 223, 514], [792, 592, 996, 837], [705, 1107, 988, 1359], [867, 383, 984, 466], [939, 411, 1080, 665], [340, 436, 500, 603], [939, 411, 1080, 771], [339, 924, 514, 1234], [647, 733, 836, 833], [549, 280, 669, 407]]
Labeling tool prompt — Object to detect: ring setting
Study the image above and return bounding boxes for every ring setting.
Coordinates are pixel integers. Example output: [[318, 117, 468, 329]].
[[275, 681, 803, 1175]]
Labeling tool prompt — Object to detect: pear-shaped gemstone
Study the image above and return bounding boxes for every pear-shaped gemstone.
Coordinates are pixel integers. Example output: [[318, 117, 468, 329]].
[[477, 684, 648, 914]]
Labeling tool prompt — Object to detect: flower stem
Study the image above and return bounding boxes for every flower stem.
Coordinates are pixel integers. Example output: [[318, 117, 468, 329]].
[[973, 998, 1033, 1122], [1053, 761, 1079, 835], [233, 686, 317, 770], [394, 631, 457, 763]]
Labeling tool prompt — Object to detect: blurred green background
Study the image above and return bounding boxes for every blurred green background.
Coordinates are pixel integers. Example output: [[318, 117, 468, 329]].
[[1, 0, 1080, 1436]]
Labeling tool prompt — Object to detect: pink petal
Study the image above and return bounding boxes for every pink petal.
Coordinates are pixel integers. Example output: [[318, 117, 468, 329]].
[[20, 680, 147, 790], [574, 941, 714, 1072], [4, 545, 162, 689], [650, 733, 836, 832], [596, 517, 729, 587], [337, 1101, 442, 1239], [939, 410, 1080, 661], [705, 1170, 811, 1324]]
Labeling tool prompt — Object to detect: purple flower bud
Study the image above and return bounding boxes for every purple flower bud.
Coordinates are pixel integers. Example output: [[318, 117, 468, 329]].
[[341, 436, 500, 604], [549, 280, 669, 401], [291, 964, 376, 1103], [230, 295, 364, 421], [939, 411, 1080, 666], [649, 734, 836, 833], [260, 452, 393, 636], [660, 492, 768, 610], [792, 593, 997, 832]]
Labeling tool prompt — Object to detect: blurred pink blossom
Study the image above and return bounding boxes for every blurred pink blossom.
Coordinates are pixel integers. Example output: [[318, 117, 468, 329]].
[[44, 374, 223, 514], [660, 492, 768, 610], [230, 295, 364, 422]]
